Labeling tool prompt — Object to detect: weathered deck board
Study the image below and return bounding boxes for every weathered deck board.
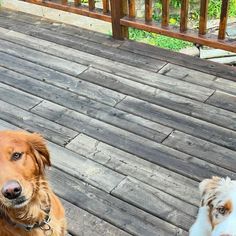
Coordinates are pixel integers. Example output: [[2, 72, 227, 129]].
[[111, 177, 197, 230], [79, 68, 236, 132], [0, 100, 78, 145], [0, 16, 165, 72], [0, 25, 215, 102], [206, 90, 236, 112], [31, 101, 236, 181], [159, 63, 236, 95], [0, 69, 170, 142], [163, 130, 236, 172], [48, 168, 188, 236], [0, 8, 236, 236], [116, 96, 236, 150], [66, 133, 200, 206], [62, 199, 132, 236], [120, 40, 236, 81]]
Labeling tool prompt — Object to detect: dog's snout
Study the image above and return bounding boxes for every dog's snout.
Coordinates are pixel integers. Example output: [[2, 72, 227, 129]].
[[1, 180, 22, 199]]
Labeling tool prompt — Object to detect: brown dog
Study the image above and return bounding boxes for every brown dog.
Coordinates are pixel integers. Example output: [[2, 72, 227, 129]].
[[0, 130, 66, 236]]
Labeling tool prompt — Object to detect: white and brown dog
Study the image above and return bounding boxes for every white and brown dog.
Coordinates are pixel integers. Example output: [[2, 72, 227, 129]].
[[190, 176, 236, 236]]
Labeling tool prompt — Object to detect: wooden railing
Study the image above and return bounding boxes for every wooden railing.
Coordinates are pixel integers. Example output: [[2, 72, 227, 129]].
[[22, 0, 236, 53]]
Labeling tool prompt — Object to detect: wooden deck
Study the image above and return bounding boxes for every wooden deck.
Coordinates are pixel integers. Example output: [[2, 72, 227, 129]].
[[0, 8, 236, 236]]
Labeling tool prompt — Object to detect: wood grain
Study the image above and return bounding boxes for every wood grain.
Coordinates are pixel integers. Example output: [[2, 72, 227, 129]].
[[116, 96, 236, 152], [163, 130, 236, 172], [145, 0, 153, 22], [66, 133, 200, 206], [48, 168, 188, 236], [199, 0, 208, 35], [162, 0, 170, 27], [180, 0, 189, 32], [128, 0, 136, 18], [32, 101, 236, 181], [218, 0, 229, 40]]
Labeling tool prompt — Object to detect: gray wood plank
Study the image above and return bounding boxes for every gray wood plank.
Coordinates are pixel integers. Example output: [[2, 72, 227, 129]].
[[111, 177, 197, 231], [0, 38, 88, 76], [159, 63, 216, 83], [48, 167, 188, 236], [0, 119, 21, 130], [159, 63, 236, 95], [32, 100, 236, 181], [120, 40, 236, 81], [0, 16, 166, 72], [61, 199, 132, 236], [163, 130, 236, 172], [3, 9, 235, 82], [206, 90, 236, 113], [0, 100, 77, 146], [0, 9, 119, 47], [0, 27, 214, 102], [79, 68, 236, 132], [0, 68, 170, 142], [48, 142, 125, 193], [116, 96, 236, 151], [0, 54, 124, 107], [0, 82, 42, 110], [66, 133, 200, 206]]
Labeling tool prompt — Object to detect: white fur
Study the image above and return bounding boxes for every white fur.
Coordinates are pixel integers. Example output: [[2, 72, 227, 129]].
[[189, 206, 211, 236]]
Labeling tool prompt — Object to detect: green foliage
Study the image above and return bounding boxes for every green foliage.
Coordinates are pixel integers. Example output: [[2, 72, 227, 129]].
[[129, 28, 192, 51], [154, 0, 236, 22], [128, 0, 236, 51], [207, 0, 236, 18]]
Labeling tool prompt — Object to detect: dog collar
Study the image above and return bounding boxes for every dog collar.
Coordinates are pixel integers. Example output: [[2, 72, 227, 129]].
[[0, 207, 52, 233], [13, 209, 51, 232]]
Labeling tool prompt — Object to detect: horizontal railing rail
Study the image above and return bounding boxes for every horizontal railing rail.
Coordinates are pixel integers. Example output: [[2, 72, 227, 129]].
[[22, 0, 236, 53]]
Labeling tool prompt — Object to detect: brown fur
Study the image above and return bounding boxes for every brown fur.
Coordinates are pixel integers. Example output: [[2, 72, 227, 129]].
[[0, 130, 66, 236]]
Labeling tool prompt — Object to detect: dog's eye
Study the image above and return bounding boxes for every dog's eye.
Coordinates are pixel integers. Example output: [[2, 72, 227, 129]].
[[217, 206, 226, 215], [11, 152, 23, 161]]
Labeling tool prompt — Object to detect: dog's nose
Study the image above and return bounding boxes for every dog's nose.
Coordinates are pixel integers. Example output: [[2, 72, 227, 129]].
[[1, 180, 22, 199]]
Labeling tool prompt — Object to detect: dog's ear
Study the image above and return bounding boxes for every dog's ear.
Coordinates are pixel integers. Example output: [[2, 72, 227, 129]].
[[27, 133, 51, 173], [199, 176, 221, 206]]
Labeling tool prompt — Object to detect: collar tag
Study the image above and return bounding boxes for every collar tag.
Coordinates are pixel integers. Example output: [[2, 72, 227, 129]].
[[25, 225, 34, 232]]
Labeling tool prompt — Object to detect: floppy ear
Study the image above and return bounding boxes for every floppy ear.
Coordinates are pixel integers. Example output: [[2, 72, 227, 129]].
[[199, 176, 221, 206], [27, 133, 51, 173]]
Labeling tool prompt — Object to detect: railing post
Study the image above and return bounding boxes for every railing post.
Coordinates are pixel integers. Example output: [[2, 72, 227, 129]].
[[218, 0, 229, 40], [102, 0, 109, 14], [180, 0, 189, 32], [145, 0, 153, 22], [110, 0, 128, 40], [199, 0, 208, 35], [88, 0, 95, 11], [129, 0, 136, 18], [162, 0, 170, 28]]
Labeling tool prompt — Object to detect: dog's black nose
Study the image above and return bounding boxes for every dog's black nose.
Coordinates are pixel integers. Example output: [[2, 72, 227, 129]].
[[1, 180, 22, 199]]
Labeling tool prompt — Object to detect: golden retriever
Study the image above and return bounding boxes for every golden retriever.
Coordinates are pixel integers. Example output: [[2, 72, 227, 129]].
[[0, 130, 66, 236]]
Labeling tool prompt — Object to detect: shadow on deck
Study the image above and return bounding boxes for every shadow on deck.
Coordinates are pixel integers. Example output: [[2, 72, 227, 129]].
[[0, 8, 236, 236]]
